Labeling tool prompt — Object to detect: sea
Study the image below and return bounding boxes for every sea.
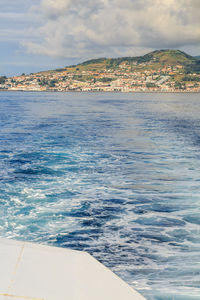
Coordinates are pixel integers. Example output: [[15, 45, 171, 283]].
[[0, 91, 200, 300]]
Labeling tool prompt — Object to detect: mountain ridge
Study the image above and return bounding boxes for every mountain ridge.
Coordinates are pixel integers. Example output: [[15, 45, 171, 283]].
[[1, 49, 200, 92], [75, 49, 199, 70]]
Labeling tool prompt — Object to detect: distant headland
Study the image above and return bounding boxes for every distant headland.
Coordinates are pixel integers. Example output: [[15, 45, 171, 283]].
[[0, 49, 200, 92]]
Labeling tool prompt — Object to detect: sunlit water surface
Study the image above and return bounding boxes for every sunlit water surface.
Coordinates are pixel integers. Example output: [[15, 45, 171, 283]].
[[0, 92, 200, 299]]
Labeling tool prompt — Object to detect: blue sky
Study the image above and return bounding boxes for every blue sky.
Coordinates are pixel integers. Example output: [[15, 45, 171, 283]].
[[1, 0, 200, 76]]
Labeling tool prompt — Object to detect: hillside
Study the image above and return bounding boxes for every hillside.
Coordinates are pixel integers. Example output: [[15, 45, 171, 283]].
[[77, 49, 198, 71], [62, 49, 200, 77], [1, 49, 200, 92]]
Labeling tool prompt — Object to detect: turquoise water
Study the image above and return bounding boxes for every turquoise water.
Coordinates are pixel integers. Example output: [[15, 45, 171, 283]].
[[0, 91, 200, 299]]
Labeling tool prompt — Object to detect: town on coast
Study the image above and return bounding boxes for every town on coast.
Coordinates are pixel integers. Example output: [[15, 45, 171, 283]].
[[1, 49, 200, 93]]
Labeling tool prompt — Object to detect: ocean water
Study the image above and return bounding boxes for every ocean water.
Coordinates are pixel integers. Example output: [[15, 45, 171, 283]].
[[0, 91, 200, 299]]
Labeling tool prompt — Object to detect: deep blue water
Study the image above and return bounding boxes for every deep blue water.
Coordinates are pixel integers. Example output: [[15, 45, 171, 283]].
[[0, 91, 200, 299]]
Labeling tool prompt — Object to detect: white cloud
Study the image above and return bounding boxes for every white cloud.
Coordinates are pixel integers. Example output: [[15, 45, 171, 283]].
[[41, 0, 71, 18], [0, 1, 41, 44], [22, 0, 200, 59]]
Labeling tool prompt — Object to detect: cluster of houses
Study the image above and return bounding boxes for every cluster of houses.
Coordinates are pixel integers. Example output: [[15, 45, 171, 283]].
[[1, 62, 200, 92]]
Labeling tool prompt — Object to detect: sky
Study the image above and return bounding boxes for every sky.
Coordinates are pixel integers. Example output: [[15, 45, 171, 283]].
[[1, 0, 200, 76]]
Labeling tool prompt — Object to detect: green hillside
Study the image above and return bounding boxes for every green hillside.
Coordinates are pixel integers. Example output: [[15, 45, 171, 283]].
[[77, 49, 198, 70], [36, 49, 199, 75], [141, 49, 196, 64], [1, 49, 200, 92]]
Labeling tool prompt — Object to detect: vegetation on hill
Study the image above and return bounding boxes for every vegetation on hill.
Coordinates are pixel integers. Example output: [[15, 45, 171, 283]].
[[78, 49, 198, 70], [0, 76, 7, 84], [65, 50, 200, 80], [1, 49, 200, 92]]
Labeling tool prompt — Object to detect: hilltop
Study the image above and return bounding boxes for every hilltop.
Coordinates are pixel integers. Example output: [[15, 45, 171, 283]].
[[80, 49, 196, 67], [76, 49, 199, 72], [1, 49, 200, 92]]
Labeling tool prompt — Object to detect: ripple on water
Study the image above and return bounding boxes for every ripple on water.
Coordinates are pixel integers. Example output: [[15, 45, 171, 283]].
[[0, 92, 200, 299]]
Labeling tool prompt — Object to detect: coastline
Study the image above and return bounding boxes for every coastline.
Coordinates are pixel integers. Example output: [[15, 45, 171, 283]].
[[1, 50, 200, 94], [0, 89, 199, 94]]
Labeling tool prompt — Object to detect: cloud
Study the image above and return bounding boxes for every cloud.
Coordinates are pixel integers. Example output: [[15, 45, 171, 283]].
[[0, 0, 41, 42], [41, 0, 71, 18], [22, 0, 200, 59]]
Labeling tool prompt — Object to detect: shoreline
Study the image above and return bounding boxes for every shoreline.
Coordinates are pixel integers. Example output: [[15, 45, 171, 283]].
[[0, 89, 199, 94]]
